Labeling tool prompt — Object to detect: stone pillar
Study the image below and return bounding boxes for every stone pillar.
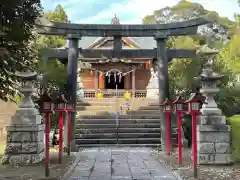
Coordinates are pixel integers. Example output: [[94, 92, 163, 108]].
[[3, 71, 44, 165], [131, 68, 135, 98], [197, 61, 232, 165], [154, 33, 169, 152], [67, 34, 80, 152]]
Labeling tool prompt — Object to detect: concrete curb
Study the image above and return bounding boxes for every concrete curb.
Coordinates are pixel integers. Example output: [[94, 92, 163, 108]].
[[60, 153, 81, 180], [156, 156, 183, 180]]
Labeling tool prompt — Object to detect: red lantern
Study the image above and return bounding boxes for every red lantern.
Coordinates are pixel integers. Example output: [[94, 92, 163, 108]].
[[184, 93, 205, 178], [39, 92, 53, 177], [41, 92, 54, 113], [173, 95, 185, 166], [55, 94, 67, 112], [161, 98, 173, 155], [162, 99, 172, 113], [54, 94, 67, 164]]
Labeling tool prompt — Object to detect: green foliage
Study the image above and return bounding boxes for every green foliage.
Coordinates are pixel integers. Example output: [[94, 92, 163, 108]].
[[0, 0, 42, 101], [36, 4, 68, 95], [216, 87, 240, 117], [143, 0, 240, 149], [228, 115, 240, 162], [35, 5, 69, 128]]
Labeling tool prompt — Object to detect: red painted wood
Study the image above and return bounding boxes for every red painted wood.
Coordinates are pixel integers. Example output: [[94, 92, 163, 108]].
[[58, 112, 64, 163], [192, 113, 197, 175], [166, 112, 171, 155], [177, 111, 183, 165]]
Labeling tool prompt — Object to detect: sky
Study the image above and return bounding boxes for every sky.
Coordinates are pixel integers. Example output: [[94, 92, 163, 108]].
[[41, 0, 240, 24]]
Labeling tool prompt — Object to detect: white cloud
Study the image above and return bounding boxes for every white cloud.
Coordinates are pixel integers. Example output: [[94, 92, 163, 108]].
[[78, 0, 178, 24], [76, 0, 239, 24]]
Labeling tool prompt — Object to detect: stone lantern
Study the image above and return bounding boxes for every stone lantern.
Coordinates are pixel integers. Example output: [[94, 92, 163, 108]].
[[196, 46, 232, 165], [3, 71, 44, 165]]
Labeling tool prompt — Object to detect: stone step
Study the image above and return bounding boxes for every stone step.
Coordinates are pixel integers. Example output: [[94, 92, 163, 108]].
[[77, 100, 159, 106], [75, 128, 161, 134], [76, 144, 161, 148], [76, 109, 160, 115], [76, 106, 160, 111], [76, 123, 160, 129], [76, 119, 160, 124], [75, 138, 161, 144], [75, 133, 161, 139], [77, 114, 161, 119]]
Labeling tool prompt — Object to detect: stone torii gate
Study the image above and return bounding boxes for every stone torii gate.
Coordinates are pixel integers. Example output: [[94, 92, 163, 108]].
[[35, 15, 212, 105], [35, 15, 212, 150]]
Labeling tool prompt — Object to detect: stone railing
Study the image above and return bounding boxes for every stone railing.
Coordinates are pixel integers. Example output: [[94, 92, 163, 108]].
[[83, 89, 147, 99]]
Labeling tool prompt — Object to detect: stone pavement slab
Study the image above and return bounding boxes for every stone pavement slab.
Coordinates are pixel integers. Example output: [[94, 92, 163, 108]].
[[68, 147, 179, 180]]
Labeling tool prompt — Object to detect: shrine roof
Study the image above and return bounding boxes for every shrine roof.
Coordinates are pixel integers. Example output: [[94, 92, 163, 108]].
[[66, 15, 156, 49], [66, 36, 156, 49]]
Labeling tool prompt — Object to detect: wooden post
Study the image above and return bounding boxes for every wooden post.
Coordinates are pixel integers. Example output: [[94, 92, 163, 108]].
[[192, 113, 198, 178], [166, 111, 171, 155], [99, 72, 104, 89], [177, 111, 183, 165], [131, 68, 135, 98], [95, 70, 99, 97], [58, 111, 64, 164]]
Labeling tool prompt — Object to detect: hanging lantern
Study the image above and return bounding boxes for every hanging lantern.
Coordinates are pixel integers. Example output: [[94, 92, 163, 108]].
[[108, 73, 111, 83], [119, 74, 122, 83], [114, 72, 117, 82]]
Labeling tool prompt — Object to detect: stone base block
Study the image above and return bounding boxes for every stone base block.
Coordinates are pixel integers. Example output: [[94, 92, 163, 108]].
[[200, 108, 222, 116], [197, 123, 232, 165], [198, 115, 226, 125], [198, 153, 232, 165], [4, 123, 44, 165], [198, 142, 231, 154], [11, 111, 42, 125], [3, 152, 44, 165], [6, 124, 44, 132]]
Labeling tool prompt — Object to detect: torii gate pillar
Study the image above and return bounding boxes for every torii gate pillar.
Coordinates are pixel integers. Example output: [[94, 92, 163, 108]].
[[155, 32, 170, 152], [67, 34, 81, 152]]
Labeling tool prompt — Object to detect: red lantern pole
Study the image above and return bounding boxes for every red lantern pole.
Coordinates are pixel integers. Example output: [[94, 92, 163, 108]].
[[67, 110, 71, 155], [192, 112, 198, 178], [44, 112, 50, 177], [166, 111, 171, 156], [184, 92, 205, 178], [177, 111, 183, 165], [58, 111, 64, 164]]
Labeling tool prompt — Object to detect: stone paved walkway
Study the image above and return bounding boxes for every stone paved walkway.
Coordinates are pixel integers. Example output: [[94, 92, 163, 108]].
[[69, 147, 179, 180]]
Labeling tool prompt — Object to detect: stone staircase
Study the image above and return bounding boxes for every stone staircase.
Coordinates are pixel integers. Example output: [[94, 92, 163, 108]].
[[75, 98, 177, 149]]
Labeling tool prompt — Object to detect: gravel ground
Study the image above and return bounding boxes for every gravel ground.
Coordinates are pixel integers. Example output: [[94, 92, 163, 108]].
[[155, 148, 240, 180], [0, 152, 76, 180]]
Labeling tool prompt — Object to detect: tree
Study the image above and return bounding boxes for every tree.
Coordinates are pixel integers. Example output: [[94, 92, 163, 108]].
[[143, 0, 234, 97], [36, 5, 68, 95], [143, 0, 240, 146], [0, 0, 42, 101]]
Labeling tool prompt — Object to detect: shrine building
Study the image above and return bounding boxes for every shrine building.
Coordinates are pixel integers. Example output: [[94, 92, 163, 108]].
[[73, 15, 157, 98]]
